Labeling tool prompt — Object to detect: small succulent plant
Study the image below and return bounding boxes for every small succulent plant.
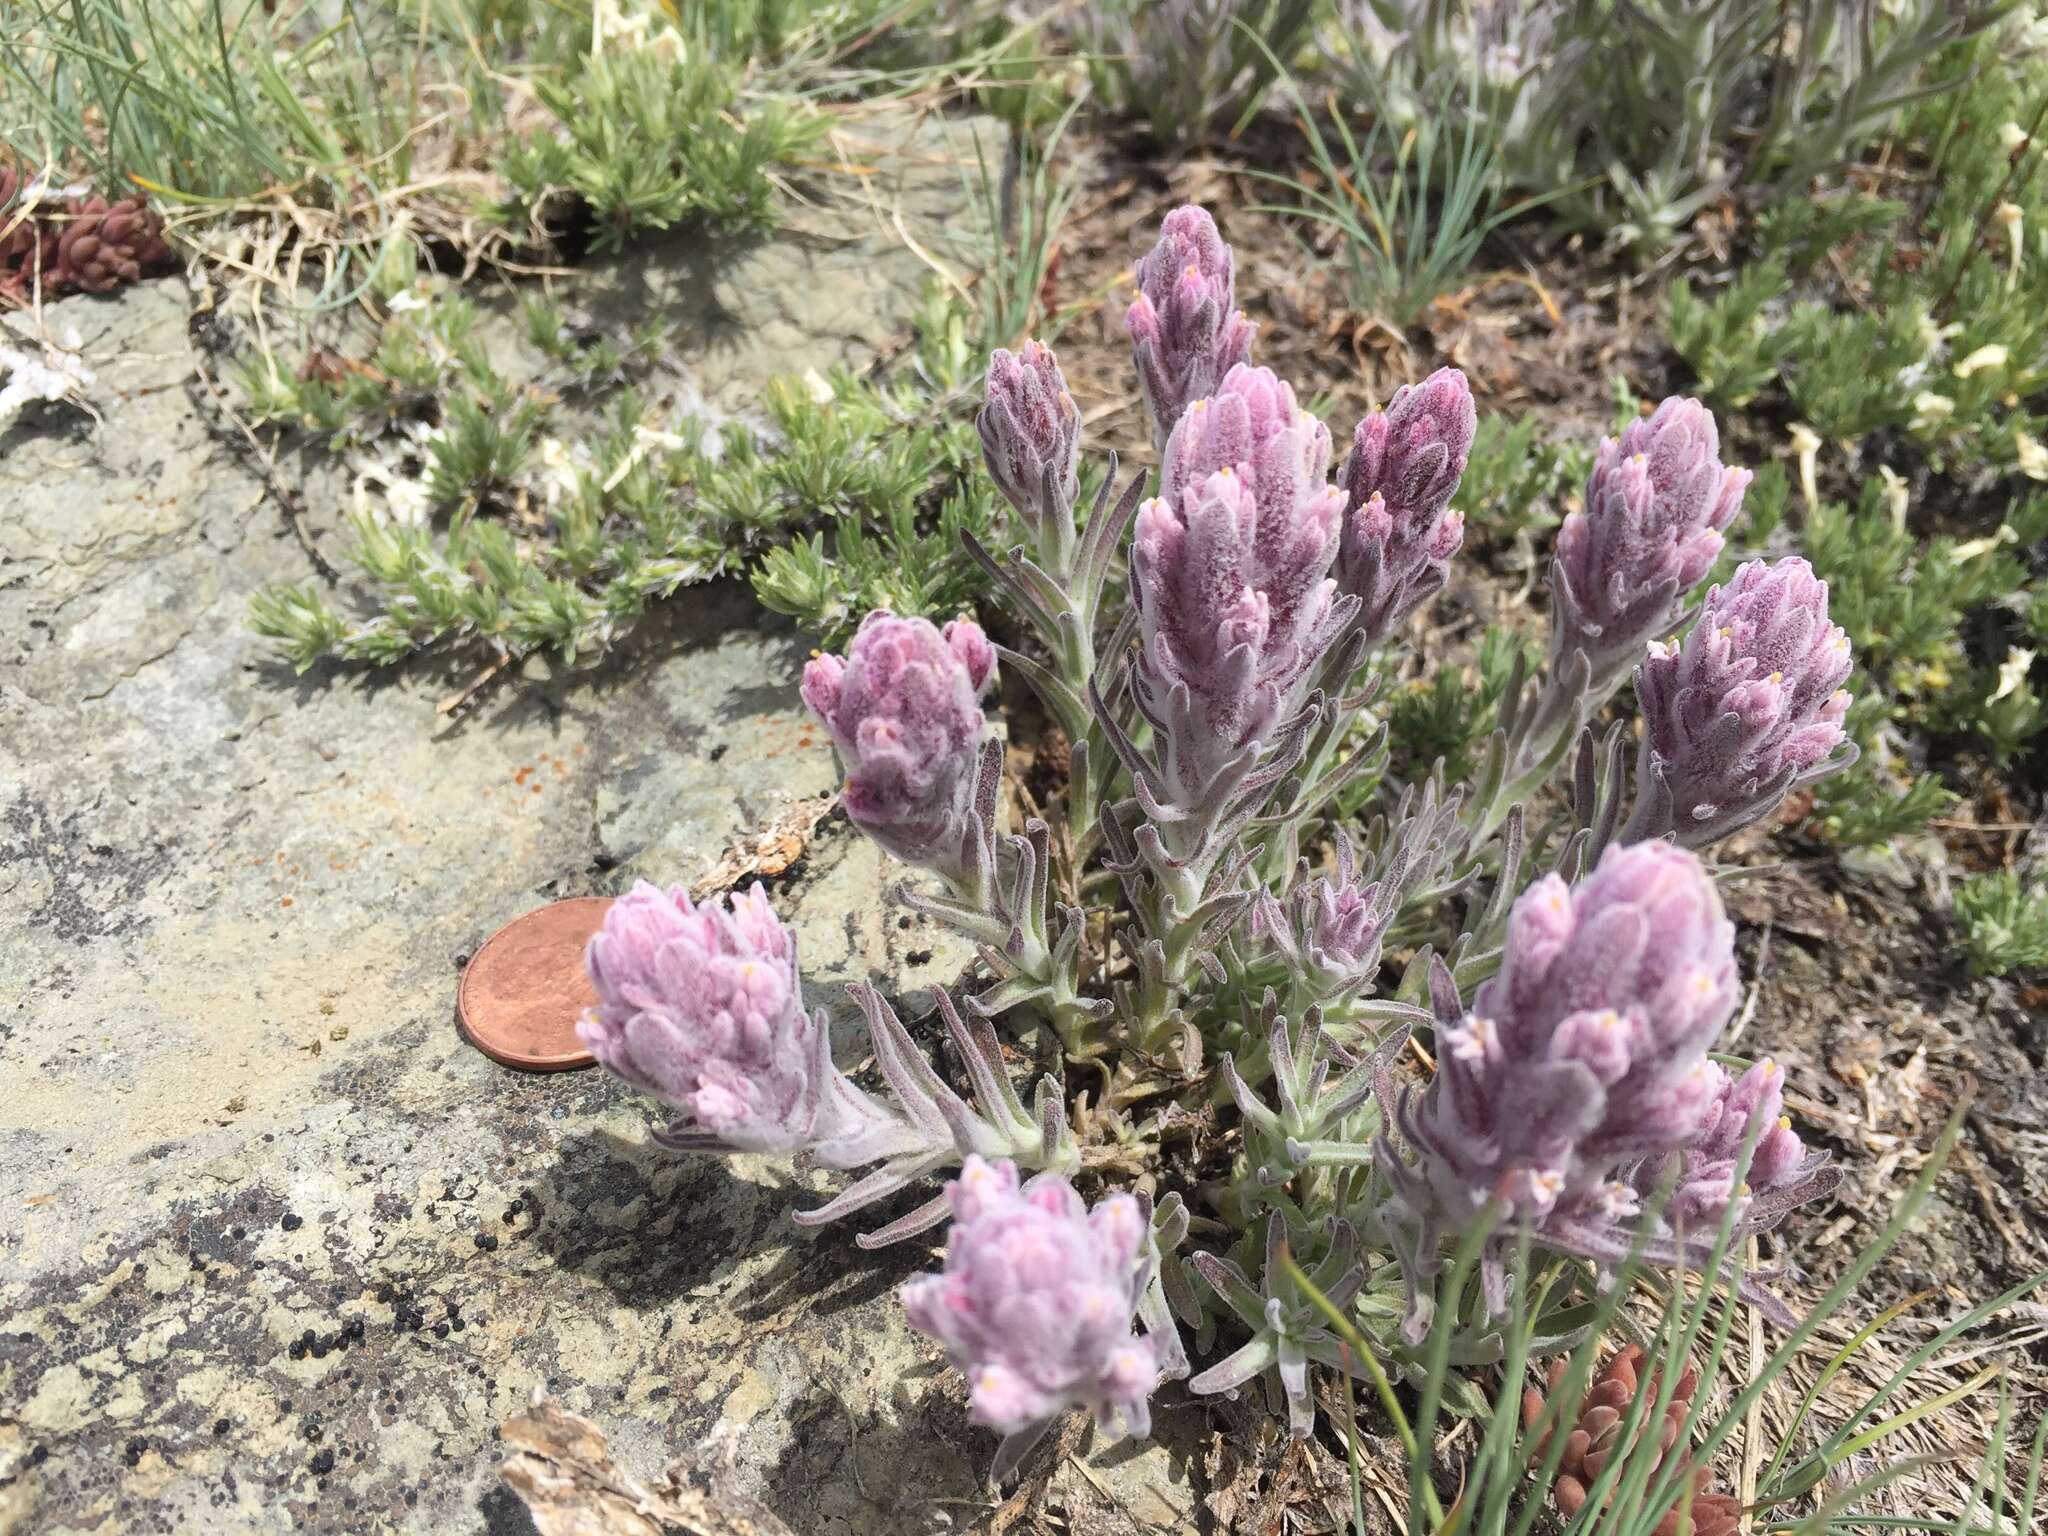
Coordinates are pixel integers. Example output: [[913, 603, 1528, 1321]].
[[0, 169, 173, 304], [575, 204, 1854, 1484], [1522, 1344, 1742, 1536]]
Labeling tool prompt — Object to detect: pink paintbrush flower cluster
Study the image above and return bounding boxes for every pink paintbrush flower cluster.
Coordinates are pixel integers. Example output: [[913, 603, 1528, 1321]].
[[1338, 367, 1476, 645], [1552, 398, 1750, 686], [801, 611, 997, 885], [1629, 557, 1855, 846], [978, 339, 1082, 542], [1128, 365, 1350, 806], [901, 1157, 1161, 1477], [1383, 842, 1741, 1229], [575, 202, 1866, 1480], [1378, 841, 1831, 1327], [580, 882, 900, 1159], [1126, 206, 1258, 449]]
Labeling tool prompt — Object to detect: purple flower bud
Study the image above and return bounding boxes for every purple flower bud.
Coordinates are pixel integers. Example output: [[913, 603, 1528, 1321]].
[[1310, 876, 1388, 978], [1389, 843, 1739, 1229], [1161, 363, 1333, 538], [802, 611, 997, 880], [1131, 446, 1345, 797], [978, 340, 1081, 538], [1667, 1059, 1817, 1225], [1126, 206, 1257, 448], [581, 882, 858, 1153], [1258, 834, 1398, 996], [1337, 368, 1476, 643], [1631, 557, 1854, 847], [901, 1157, 1159, 1450], [1553, 398, 1750, 682]]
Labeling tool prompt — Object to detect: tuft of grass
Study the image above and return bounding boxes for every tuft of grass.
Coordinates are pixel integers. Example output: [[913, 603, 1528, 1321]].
[[957, 98, 1082, 355], [2, 0, 429, 204], [1268, 83, 1527, 328], [1252, 27, 1564, 330], [1293, 1109, 2045, 1536]]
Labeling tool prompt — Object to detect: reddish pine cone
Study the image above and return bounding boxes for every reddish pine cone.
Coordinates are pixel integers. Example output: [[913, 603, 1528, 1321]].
[[1522, 1344, 1741, 1536], [52, 195, 172, 294]]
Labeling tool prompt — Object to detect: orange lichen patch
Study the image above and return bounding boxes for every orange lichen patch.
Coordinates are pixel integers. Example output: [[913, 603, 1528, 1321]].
[[280, 897, 294, 908]]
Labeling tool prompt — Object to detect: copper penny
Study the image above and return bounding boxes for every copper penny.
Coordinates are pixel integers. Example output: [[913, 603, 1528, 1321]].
[[459, 896, 612, 1071]]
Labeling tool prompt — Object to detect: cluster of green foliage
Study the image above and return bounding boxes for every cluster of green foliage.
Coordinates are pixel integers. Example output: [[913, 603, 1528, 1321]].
[[246, 284, 1004, 670], [1454, 410, 1596, 545], [1955, 868, 2048, 976], [1665, 37, 2048, 847], [1668, 32, 2048, 473], [1325, 1, 2002, 253], [499, 43, 822, 252], [742, 291, 1009, 643], [1807, 483, 2048, 758], [1383, 624, 1537, 785], [4, 0, 896, 284]]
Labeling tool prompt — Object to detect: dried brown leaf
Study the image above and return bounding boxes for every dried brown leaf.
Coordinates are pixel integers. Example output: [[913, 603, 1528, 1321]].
[[499, 1395, 796, 1536]]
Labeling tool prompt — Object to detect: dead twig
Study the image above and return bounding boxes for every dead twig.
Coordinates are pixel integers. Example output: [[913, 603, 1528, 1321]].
[[189, 347, 339, 583]]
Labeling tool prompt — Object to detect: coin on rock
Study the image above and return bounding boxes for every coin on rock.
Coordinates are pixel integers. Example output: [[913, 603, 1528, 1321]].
[[459, 896, 612, 1071]]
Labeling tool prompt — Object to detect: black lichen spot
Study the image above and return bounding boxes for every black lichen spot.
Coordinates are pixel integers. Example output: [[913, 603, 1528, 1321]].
[[280, 1212, 303, 1232], [2, 792, 173, 943]]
